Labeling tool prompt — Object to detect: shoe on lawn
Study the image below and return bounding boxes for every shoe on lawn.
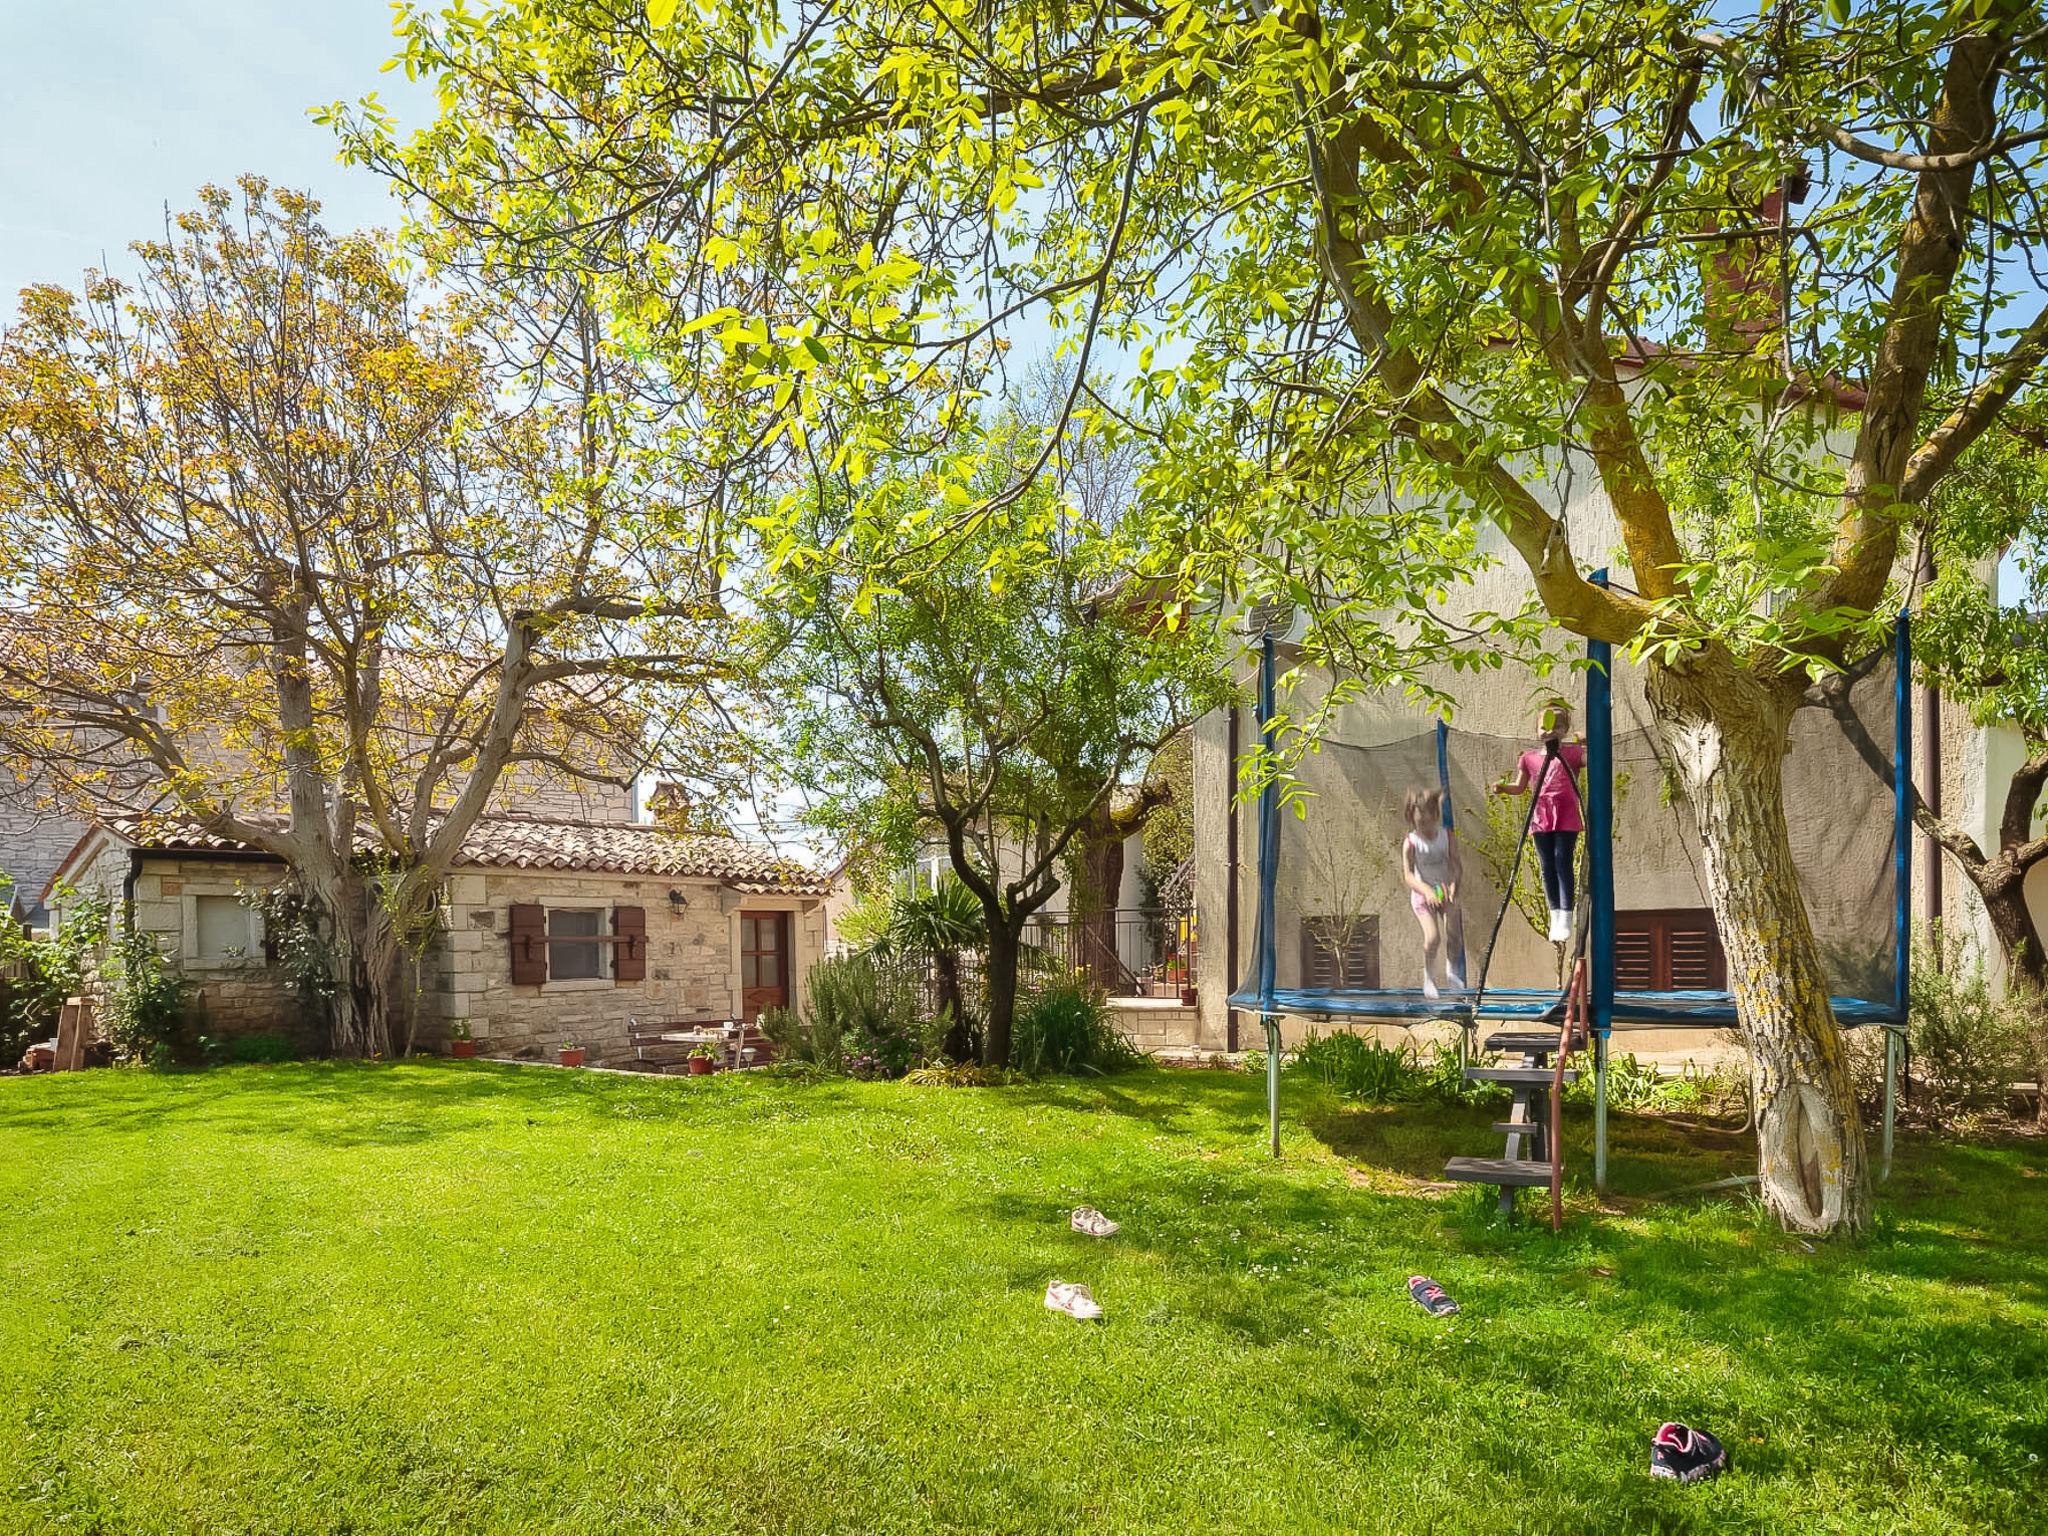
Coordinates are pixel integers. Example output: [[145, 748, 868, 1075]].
[[1070, 1207, 1120, 1238], [1649, 1422, 1728, 1482], [1044, 1280, 1104, 1320], [1407, 1275, 1460, 1317]]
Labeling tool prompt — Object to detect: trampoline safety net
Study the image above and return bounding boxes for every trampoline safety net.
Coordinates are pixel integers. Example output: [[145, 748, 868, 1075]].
[[1232, 635, 1904, 1030]]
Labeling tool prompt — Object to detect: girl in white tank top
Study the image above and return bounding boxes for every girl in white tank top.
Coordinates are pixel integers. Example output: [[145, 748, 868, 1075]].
[[1402, 786, 1466, 999]]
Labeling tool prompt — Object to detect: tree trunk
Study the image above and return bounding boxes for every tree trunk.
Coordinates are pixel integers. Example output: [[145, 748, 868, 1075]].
[[934, 949, 972, 1061], [1647, 650, 1872, 1235], [983, 920, 1020, 1069], [1070, 809, 1126, 992], [314, 870, 404, 1060], [1979, 864, 2048, 1125]]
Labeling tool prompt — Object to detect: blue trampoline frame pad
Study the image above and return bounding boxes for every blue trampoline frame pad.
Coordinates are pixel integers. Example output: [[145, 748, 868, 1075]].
[[1227, 985, 1901, 1028]]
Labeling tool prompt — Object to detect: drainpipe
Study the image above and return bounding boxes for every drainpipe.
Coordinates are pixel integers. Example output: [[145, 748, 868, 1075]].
[[122, 848, 145, 935]]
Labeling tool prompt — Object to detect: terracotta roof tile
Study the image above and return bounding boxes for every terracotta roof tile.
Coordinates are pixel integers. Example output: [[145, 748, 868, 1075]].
[[105, 812, 831, 896]]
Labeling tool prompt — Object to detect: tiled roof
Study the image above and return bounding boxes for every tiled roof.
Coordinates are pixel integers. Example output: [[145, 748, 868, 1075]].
[[104, 812, 832, 896]]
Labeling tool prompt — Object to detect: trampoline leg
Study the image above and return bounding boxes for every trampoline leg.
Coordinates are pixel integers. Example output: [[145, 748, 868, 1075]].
[[1882, 1026, 1897, 1182], [1265, 1015, 1281, 1159], [1593, 1034, 1609, 1196]]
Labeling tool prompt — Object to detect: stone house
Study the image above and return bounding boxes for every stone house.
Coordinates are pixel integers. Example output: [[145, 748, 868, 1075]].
[[43, 813, 832, 1063]]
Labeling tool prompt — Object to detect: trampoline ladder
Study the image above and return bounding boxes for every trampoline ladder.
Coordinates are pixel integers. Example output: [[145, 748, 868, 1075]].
[[1444, 1029, 1580, 1218]]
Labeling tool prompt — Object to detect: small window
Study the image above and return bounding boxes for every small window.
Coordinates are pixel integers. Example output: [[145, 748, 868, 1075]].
[[1301, 915, 1380, 989], [1615, 909, 1726, 992], [194, 895, 259, 965], [548, 908, 607, 981]]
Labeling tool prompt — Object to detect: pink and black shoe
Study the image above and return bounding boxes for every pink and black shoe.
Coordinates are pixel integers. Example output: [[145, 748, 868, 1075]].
[[1649, 1422, 1728, 1482], [1407, 1275, 1459, 1317]]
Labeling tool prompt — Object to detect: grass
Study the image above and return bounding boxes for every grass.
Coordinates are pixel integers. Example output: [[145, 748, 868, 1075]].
[[1, 1062, 2042, 1535]]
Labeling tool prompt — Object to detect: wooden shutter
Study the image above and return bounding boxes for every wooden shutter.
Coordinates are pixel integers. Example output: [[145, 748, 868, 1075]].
[[1614, 909, 1725, 992], [1666, 915, 1726, 991], [508, 903, 548, 985], [612, 905, 647, 983], [1300, 916, 1380, 989], [1613, 924, 1656, 991]]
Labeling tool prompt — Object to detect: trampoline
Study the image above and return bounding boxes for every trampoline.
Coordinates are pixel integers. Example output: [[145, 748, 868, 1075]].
[[1228, 576, 1912, 1187]]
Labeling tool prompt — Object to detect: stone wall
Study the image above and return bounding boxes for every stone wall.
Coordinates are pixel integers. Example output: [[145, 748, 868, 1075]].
[[132, 856, 308, 1042], [45, 848, 312, 1045], [435, 868, 828, 1064], [0, 769, 91, 926]]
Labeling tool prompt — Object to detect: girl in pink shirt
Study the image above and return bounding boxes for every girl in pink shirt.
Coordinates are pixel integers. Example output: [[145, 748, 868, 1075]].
[[1493, 702, 1587, 943]]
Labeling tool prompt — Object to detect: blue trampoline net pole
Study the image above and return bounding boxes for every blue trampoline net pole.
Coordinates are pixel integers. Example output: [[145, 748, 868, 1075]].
[[1888, 608, 1912, 1179], [1588, 570, 1615, 1194], [1257, 632, 1281, 1158]]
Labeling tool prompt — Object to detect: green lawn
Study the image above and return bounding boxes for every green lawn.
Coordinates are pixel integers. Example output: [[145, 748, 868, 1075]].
[[1, 1063, 2041, 1534]]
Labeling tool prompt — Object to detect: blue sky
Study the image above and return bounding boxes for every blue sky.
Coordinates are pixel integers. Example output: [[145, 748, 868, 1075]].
[[0, 2, 424, 299]]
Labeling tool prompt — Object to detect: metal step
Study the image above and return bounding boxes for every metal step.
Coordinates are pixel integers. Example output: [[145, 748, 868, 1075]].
[[1484, 1030, 1565, 1055], [1464, 1066, 1579, 1085], [1443, 1156, 1557, 1188]]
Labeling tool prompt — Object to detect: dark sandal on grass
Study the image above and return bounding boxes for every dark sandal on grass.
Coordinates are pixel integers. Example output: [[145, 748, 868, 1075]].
[[1407, 1275, 1459, 1317]]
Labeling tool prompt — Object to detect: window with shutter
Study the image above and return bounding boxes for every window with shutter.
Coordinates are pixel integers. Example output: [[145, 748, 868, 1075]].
[[1300, 916, 1380, 989], [547, 908, 606, 980], [1614, 909, 1726, 992]]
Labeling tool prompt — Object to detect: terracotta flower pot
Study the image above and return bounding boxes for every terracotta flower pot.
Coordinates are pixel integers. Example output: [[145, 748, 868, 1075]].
[[687, 1055, 714, 1076], [1179, 987, 1198, 1007], [449, 1039, 477, 1059], [559, 1047, 586, 1068]]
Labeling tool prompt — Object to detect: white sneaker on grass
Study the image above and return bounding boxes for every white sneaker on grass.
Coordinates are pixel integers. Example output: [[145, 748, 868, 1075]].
[[1070, 1207, 1120, 1238], [1044, 1280, 1104, 1320]]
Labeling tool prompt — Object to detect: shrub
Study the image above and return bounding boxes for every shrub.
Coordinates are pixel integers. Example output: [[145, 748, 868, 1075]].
[[1863, 930, 2035, 1128], [903, 1061, 1021, 1088], [1011, 978, 1140, 1076], [102, 931, 198, 1066], [788, 952, 923, 1079], [0, 883, 111, 1062], [1288, 1030, 1420, 1105]]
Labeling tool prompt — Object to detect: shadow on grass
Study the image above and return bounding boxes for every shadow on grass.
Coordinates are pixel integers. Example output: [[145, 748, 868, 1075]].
[[964, 1074, 2048, 1505]]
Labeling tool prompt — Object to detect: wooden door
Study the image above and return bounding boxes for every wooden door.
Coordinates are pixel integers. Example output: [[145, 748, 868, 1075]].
[[740, 911, 792, 1020]]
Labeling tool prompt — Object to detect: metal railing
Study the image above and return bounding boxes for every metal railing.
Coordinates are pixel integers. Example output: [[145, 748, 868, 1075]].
[[1027, 907, 1198, 1000]]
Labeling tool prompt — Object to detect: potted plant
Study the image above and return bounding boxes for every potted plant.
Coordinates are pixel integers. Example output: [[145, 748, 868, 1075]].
[[559, 1037, 586, 1069], [449, 1021, 477, 1060], [687, 1043, 717, 1076]]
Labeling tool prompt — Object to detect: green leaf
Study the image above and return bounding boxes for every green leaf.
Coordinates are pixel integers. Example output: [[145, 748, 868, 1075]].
[[647, 0, 679, 26]]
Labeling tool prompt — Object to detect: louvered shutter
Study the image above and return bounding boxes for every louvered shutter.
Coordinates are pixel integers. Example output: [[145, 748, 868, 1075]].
[[1614, 910, 1726, 992], [612, 905, 647, 983], [1666, 914, 1726, 991], [1613, 924, 1656, 990], [508, 903, 548, 985], [1300, 916, 1380, 988]]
